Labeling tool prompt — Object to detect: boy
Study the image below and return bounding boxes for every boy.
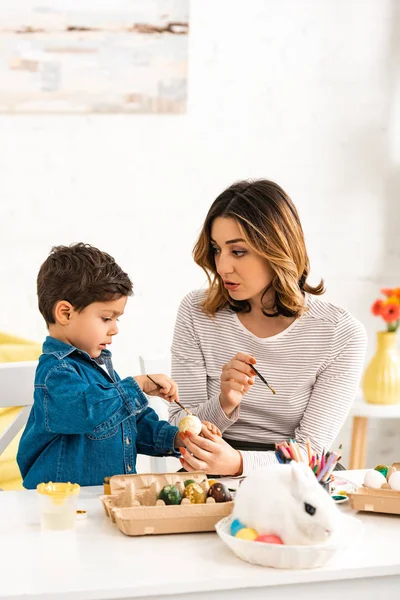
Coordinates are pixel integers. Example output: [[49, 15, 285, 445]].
[[18, 243, 199, 488]]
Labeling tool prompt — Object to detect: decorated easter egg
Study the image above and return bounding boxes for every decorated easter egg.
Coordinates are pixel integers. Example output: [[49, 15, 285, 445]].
[[184, 479, 196, 487], [388, 471, 400, 491], [158, 485, 182, 505], [178, 415, 202, 435], [207, 479, 219, 487], [235, 527, 258, 541], [255, 534, 284, 545], [364, 469, 386, 489], [374, 464, 389, 478], [207, 482, 232, 503], [230, 518, 245, 536], [183, 482, 206, 504]]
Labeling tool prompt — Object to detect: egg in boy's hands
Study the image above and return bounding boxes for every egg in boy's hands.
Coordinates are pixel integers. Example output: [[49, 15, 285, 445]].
[[178, 415, 222, 437], [175, 418, 221, 450]]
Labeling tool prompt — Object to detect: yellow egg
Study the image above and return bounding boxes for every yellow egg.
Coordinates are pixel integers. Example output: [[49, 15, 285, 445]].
[[178, 415, 202, 435], [207, 479, 219, 487], [235, 527, 258, 541]]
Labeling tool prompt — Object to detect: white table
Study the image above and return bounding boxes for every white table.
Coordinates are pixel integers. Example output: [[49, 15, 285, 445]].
[[1, 471, 400, 600], [349, 392, 400, 469]]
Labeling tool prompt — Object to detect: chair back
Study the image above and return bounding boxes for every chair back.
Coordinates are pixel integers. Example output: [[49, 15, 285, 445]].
[[0, 361, 37, 456]]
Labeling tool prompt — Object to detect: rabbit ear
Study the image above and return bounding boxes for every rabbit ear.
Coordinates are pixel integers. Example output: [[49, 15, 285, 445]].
[[290, 461, 316, 499]]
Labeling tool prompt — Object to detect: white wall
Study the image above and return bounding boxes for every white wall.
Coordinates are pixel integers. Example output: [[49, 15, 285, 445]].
[[1, 0, 399, 467]]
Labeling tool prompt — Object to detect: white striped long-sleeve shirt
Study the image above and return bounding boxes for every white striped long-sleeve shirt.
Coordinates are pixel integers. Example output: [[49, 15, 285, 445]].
[[169, 289, 367, 475]]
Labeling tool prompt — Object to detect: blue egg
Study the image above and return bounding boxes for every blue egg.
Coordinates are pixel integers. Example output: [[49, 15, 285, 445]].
[[230, 518, 245, 536]]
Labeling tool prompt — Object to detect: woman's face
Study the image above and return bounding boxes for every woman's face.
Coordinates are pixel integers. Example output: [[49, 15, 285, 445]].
[[210, 217, 274, 306]]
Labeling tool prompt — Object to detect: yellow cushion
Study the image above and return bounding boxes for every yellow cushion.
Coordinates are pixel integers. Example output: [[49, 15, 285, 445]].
[[0, 333, 41, 490]]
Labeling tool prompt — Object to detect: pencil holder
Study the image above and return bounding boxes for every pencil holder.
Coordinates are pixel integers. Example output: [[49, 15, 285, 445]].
[[319, 477, 332, 494]]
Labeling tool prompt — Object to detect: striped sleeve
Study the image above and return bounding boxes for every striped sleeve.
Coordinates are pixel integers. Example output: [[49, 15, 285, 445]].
[[293, 312, 367, 457]]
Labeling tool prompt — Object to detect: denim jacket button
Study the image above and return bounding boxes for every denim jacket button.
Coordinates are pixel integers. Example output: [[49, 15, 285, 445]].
[[126, 437, 130, 445], [127, 465, 132, 471]]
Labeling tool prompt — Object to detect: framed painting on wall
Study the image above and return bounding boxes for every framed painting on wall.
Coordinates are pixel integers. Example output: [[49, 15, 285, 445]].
[[0, 0, 188, 114]]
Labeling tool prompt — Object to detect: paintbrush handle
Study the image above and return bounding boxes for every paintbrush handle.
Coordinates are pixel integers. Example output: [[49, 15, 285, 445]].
[[247, 364, 276, 394], [174, 400, 192, 415], [146, 375, 192, 414]]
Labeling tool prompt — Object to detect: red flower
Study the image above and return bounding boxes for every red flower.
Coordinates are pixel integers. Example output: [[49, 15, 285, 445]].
[[381, 303, 400, 323], [371, 299, 384, 316], [381, 288, 394, 297]]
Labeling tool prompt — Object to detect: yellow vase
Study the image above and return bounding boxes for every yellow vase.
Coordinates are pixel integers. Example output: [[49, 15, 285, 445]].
[[362, 331, 400, 404]]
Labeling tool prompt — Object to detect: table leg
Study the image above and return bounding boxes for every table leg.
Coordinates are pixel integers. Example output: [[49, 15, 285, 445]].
[[349, 416, 368, 469]]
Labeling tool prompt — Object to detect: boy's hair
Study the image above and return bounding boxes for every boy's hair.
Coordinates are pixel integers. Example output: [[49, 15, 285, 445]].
[[37, 243, 133, 325]]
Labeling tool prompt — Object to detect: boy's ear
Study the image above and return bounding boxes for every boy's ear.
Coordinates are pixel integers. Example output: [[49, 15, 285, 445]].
[[54, 300, 74, 325]]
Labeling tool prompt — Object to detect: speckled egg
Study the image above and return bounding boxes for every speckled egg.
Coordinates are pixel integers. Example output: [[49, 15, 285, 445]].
[[158, 485, 182, 505], [207, 482, 232, 503], [184, 479, 196, 487], [374, 464, 389, 478], [388, 471, 400, 491], [183, 482, 206, 504], [178, 415, 202, 435], [364, 469, 386, 489]]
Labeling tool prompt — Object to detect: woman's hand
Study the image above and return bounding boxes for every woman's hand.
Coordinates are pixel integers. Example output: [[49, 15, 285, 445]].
[[175, 421, 221, 450], [220, 352, 256, 416], [178, 425, 243, 476], [135, 374, 179, 402], [201, 420, 222, 437]]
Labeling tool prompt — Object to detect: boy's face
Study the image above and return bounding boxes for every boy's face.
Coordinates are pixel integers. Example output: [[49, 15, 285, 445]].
[[64, 296, 128, 358]]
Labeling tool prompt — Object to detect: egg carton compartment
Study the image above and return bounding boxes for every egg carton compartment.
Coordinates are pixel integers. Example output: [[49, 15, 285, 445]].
[[348, 462, 400, 515], [100, 471, 234, 535]]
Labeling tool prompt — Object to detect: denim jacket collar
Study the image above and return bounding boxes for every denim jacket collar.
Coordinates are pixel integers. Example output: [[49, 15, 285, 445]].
[[42, 336, 112, 362]]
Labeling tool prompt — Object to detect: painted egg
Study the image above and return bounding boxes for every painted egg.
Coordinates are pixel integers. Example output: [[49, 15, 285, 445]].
[[183, 482, 206, 504], [230, 518, 245, 536], [364, 469, 386, 489], [178, 415, 202, 435], [184, 479, 196, 487], [207, 479, 219, 487], [374, 464, 389, 478], [207, 482, 232, 503], [158, 485, 182, 505], [235, 527, 258, 541], [389, 471, 400, 491], [254, 534, 284, 545]]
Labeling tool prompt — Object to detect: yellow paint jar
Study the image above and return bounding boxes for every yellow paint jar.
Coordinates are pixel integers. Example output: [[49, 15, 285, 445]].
[[37, 482, 80, 531]]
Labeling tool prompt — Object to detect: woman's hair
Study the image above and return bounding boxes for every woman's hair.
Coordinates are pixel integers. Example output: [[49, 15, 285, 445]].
[[37, 243, 133, 325], [193, 179, 324, 318]]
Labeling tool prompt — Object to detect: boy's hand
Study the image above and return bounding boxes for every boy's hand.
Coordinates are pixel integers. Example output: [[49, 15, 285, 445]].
[[135, 374, 179, 402]]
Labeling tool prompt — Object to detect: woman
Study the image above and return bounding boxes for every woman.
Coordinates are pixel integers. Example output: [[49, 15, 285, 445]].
[[169, 180, 367, 476]]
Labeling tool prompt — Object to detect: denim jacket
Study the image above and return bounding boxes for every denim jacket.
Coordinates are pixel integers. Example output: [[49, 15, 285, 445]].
[[17, 336, 180, 488]]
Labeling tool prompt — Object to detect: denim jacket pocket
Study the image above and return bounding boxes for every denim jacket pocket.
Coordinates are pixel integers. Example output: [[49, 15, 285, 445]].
[[86, 425, 119, 441]]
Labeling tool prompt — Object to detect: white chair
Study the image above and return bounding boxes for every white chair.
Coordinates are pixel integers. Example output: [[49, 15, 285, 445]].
[[138, 355, 180, 474], [0, 361, 36, 457]]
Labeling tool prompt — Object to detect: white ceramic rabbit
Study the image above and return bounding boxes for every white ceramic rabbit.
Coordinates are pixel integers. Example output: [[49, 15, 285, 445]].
[[233, 462, 340, 545]]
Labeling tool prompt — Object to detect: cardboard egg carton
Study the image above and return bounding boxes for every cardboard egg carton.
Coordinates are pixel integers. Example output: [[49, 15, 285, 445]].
[[100, 471, 234, 536], [348, 463, 400, 515]]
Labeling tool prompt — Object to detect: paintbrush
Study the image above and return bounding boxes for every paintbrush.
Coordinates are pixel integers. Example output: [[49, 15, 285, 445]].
[[247, 364, 276, 394], [146, 374, 192, 415]]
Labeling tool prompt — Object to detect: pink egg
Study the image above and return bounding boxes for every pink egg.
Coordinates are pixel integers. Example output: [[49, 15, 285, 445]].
[[255, 534, 284, 545]]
